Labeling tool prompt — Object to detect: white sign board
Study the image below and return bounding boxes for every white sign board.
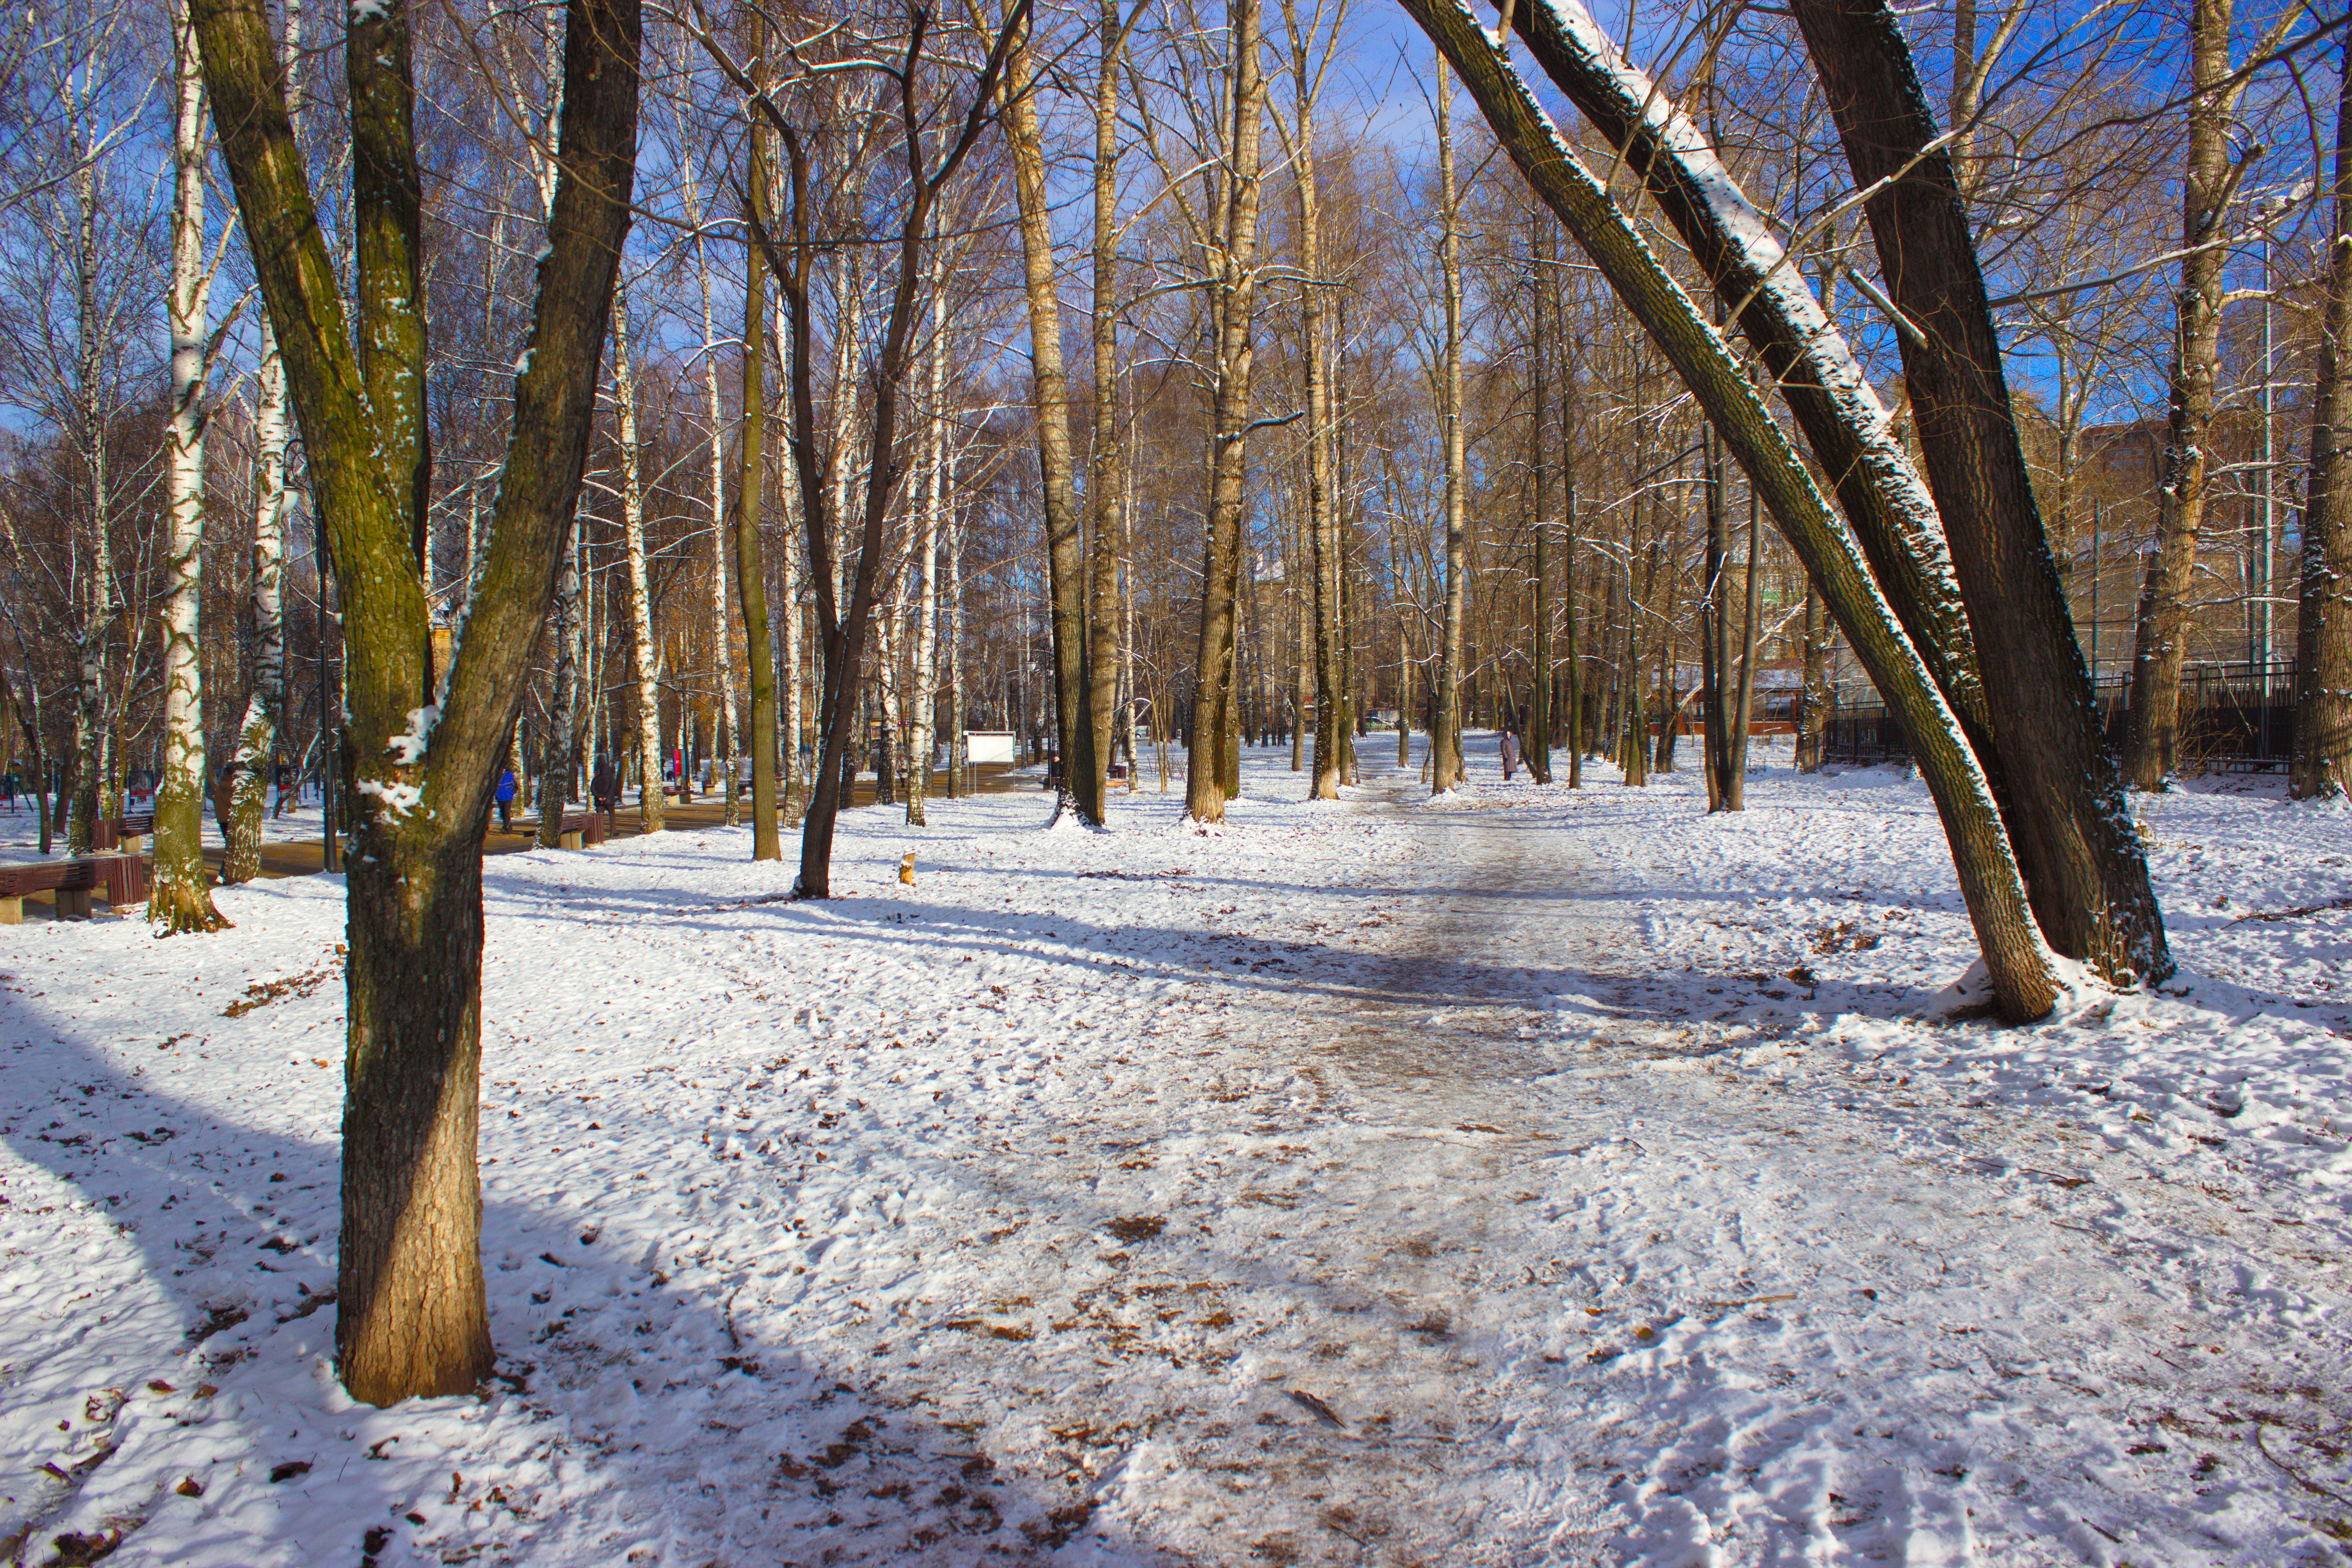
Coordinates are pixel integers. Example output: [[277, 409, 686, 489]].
[[964, 730, 1016, 764]]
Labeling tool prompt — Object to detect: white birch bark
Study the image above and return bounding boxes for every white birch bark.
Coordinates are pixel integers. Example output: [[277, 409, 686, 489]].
[[152, 0, 226, 931], [615, 289, 665, 832], [906, 284, 946, 826]]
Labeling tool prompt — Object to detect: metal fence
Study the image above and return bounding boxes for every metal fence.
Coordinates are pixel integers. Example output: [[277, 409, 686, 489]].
[[1819, 662, 2300, 773]]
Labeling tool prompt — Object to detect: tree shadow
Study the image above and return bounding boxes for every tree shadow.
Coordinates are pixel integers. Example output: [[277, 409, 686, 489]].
[[0, 991, 1177, 1566]]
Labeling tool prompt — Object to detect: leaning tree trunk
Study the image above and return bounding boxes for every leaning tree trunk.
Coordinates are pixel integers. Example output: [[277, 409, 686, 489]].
[[614, 293, 665, 834], [193, 0, 639, 1404], [1185, 0, 1270, 825], [1001, 15, 1094, 824], [153, 0, 228, 932], [1397, 0, 2058, 1020], [2124, 0, 2233, 789], [1506, 0, 1990, 762], [1430, 51, 1468, 795], [1791, 0, 2171, 985], [2296, 44, 2352, 802]]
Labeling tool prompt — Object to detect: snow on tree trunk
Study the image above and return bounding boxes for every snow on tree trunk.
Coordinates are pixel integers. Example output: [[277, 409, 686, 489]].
[[153, 0, 228, 933], [2296, 45, 2352, 802]]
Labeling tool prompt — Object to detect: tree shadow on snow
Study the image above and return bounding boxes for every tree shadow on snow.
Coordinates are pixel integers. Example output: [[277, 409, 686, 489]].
[[0, 995, 1176, 1568]]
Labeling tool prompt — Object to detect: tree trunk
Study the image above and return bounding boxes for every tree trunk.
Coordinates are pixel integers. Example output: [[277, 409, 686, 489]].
[[154, 0, 229, 933], [1528, 202, 1554, 784], [1431, 51, 1468, 795], [614, 293, 665, 834], [1799, 579, 1828, 772], [907, 284, 946, 826], [2124, 0, 2232, 790], [1562, 327, 1583, 786], [1281, 0, 1344, 802], [194, 0, 640, 1403], [1001, 14, 1095, 824], [1396, 0, 2058, 1020], [1084, 0, 1131, 819], [535, 514, 582, 847], [224, 0, 301, 885], [735, 69, 781, 859], [2296, 44, 2352, 801], [1506, 0, 1990, 759], [1792, 0, 2172, 985], [1185, 0, 1269, 825]]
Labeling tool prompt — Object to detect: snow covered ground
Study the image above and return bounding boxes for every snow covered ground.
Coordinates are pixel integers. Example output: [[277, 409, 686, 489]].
[[1, 737, 2348, 1565]]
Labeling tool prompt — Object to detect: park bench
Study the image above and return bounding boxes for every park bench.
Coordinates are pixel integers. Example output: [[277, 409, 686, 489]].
[[0, 853, 148, 923], [93, 813, 156, 856], [552, 811, 606, 851]]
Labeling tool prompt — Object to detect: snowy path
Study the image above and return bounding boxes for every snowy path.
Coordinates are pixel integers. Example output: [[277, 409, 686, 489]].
[[4, 744, 2350, 1565], [1052, 769, 2352, 1565]]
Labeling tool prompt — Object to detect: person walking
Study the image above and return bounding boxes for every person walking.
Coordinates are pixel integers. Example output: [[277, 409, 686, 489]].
[[495, 766, 518, 833], [592, 754, 620, 833], [1499, 726, 1521, 782]]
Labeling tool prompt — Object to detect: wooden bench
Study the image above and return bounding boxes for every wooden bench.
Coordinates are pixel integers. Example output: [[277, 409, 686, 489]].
[[551, 810, 606, 851], [0, 854, 148, 923], [93, 813, 156, 856]]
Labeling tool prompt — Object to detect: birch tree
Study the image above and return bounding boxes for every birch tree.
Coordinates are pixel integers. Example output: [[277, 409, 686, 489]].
[[613, 288, 665, 833], [151, 0, 228, 931]]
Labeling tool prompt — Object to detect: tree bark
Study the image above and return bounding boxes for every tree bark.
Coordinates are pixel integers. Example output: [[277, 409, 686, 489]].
[[1000, 13, 1095, 824], [194, 0, 639, 1404], [1528, 203, 1554, 784], [908, 282, 947, 826], [614, 293, 666, 833], [224, 0, 302, 885], [1084, 0, 1132, 818], [535, 514, 583, 847], [1431, 51, 1468, 795], [1185, 0, 1269, 824], [2124, 0, 2233, 789], [2296, 44, 2352, 801], [735, 61, 781, 859], [153, 0, 229, 931], [1791, 0, 2172, 985]]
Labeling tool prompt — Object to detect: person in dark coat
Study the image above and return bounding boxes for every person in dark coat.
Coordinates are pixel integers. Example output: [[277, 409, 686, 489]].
[[1499, 727, 1521, 781], [591, 755, 620, 829]]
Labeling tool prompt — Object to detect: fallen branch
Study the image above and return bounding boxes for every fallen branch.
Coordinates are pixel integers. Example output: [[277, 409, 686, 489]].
[[2234, 896, 2352, 923]]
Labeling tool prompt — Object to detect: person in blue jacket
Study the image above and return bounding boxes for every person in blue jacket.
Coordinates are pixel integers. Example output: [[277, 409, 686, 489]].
[[495, 766, 518, 832]]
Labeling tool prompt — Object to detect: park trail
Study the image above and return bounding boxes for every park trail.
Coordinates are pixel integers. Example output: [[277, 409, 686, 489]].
[[1022, 753, 2352, 1565]]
